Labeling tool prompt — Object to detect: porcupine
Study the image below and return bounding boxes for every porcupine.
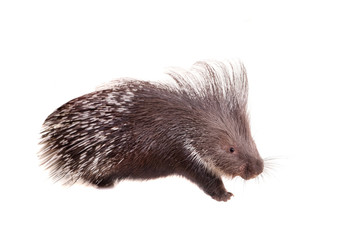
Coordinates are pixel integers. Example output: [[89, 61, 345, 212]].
[[39, 60, 264, 201]]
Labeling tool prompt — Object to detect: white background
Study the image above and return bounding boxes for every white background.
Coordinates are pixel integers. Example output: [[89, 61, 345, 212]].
[[1, 0, 359, 239]]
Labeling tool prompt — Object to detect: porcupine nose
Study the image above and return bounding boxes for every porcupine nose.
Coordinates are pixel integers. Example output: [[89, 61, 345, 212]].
[[255, 159, 264, 176], [240, 159, 264, 180]]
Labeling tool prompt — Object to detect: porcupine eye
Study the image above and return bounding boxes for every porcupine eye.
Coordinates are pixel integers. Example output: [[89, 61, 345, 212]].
[[229, 147, 235, 153]]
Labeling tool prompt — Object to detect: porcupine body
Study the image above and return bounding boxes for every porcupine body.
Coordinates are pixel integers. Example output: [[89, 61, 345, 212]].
[[40, 60, 264, 201]]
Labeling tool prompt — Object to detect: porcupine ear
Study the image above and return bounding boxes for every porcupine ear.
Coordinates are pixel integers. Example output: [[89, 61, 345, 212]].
[[166, 60, 249, 111]]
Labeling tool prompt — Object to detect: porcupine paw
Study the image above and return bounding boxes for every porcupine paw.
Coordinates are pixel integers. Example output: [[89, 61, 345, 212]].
[[208, 186, 234, 202], [211, 191, 234, 202]]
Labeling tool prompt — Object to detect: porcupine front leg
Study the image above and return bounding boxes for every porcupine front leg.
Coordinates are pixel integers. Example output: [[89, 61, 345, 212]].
[[202, 175, 233, 202], [179, 165, 233, 202]]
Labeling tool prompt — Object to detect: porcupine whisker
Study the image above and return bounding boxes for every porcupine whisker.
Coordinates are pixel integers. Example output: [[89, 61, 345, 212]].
[[261, 156, 281, 179]]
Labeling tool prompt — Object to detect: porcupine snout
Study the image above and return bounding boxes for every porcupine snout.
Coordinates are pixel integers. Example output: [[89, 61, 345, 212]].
[[239, 158, 264, 180]]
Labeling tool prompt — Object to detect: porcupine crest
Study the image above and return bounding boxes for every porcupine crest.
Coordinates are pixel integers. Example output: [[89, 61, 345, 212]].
[[166, 61, 257, 178], [39, 60, 261, 190]]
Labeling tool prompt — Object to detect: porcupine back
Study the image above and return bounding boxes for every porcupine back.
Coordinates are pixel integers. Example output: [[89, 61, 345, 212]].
[[39, 60, 252, 189]]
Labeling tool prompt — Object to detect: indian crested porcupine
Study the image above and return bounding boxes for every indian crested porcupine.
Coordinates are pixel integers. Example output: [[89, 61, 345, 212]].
[[39, 60, 264, 201]]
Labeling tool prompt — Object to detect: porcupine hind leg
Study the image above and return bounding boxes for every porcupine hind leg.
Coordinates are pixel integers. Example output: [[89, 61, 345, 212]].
[[85, 175, 118, 188], [93, 177, 116, 188], [179, 165, 233, 202]]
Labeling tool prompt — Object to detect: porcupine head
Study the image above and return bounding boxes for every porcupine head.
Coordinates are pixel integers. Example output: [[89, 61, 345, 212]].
[[39, 60, 264, 202]]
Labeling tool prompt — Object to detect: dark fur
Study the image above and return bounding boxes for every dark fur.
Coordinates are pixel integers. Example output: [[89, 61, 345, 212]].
[[39, 60, 264, 201]]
